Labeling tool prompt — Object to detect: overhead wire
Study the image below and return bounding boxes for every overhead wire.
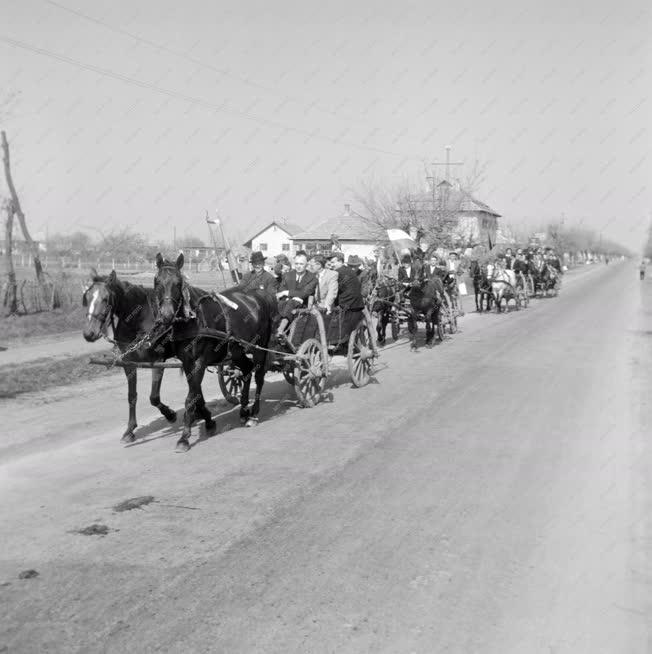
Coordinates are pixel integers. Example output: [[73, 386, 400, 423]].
[[43, 0, 388, 129], [0, 35, 426, 161]]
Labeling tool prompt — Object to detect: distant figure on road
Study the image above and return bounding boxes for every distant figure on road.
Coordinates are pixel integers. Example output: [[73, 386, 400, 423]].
[[640, 260, 647, 280]]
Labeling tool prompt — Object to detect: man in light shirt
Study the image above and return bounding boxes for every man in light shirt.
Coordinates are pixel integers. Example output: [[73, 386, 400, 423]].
[[310, 254, 338, 314]]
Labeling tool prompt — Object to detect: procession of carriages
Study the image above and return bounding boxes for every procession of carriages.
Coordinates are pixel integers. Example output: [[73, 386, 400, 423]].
[[85, 244, 563, 450]]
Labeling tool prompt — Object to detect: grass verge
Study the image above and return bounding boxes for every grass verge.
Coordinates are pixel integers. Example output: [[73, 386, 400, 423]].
[[0, 353, 122, 400], [0, 306, 85, 344]]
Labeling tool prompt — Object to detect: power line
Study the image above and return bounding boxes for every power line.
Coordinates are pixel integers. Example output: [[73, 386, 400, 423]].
[[1, 35, 426, 161], [43, 0, 377, 128]]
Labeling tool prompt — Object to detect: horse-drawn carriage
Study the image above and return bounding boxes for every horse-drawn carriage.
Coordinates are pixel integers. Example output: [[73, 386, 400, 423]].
[[487, 264, 529, 312], [368, 272, 457, 348], [217, 306, 378, 408]]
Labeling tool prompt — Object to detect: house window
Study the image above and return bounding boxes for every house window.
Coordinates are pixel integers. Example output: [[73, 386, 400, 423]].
[[281, 243, 290, 251], [259, 243, 268, 251]]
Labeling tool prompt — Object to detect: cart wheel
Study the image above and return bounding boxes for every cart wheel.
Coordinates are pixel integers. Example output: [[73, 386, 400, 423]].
[[217, 363, 243, 405], [437, 319, 445, 342], [348, 321, 375, 388], [443, 292, 457, 334], [293, 338, 326, 408]]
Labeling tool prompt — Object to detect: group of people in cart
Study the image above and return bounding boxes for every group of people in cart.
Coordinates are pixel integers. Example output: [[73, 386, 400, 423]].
[[231, 249, 370, 347], [229, 243, 566, 340]]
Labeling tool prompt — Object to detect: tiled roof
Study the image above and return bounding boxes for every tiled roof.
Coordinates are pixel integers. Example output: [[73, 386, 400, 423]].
[[412, 188, 501, 216], [293, 209, 385, 242]]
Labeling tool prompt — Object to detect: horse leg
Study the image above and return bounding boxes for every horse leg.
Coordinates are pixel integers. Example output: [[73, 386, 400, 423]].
[[149, 367, 177, 423], [231, 345, 254, 423], [176, 355, 209, 452], [121, 366, 138, 443], [246, 352, 268, 427], [377, 309, 387, 345], [407, 313, 418, 350]]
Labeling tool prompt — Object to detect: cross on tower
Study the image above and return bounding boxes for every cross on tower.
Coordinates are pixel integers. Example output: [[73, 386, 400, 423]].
[[431, 145, 464, 183]]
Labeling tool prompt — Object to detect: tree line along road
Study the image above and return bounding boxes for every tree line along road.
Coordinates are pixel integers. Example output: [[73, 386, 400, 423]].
[[0, 260, 650, 653]]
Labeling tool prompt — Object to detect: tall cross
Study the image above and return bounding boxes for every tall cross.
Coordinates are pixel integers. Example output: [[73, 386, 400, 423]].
[[431, 145, 464, 183]]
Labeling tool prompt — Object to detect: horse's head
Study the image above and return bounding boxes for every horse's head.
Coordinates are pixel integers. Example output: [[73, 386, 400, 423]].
[[154, 252, 185, 324], [82, 269, 118, 342]]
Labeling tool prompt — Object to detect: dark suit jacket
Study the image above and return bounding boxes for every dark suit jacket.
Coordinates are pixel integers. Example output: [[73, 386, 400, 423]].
[[279, 269, 317, 302], [234, 269, 278, 296], [335, 266, 364, 310], [397, 263, 421, 283]]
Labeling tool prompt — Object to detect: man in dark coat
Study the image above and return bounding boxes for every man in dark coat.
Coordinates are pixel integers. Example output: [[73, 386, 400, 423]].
[[328, 252, 364, 311], [276, 250, 317, 337], [397, 253, 421, 286], [234, 251, 278, 297]]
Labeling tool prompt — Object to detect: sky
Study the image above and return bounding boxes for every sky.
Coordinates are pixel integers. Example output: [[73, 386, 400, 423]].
[[1, 0, 650, 250]]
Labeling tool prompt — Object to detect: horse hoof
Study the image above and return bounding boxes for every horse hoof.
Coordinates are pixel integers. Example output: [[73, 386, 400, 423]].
[[121, 431, 136, 444], [165, 410, 177, 423], [245, 417, 259, 428], [175, 439, 190, 453], [205, 418, 216, 431]]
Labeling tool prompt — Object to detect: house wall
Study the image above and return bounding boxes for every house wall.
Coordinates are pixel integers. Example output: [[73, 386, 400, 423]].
[[251, 225, 294, 256], [453, 212, 498, 247]]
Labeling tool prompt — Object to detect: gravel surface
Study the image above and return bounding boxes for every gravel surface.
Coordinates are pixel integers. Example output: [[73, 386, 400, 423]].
[[0, 261, 649, 654]]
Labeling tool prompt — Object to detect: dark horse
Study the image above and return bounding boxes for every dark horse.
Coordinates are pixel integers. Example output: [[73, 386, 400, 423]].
[[364, 268, 401, 345], [404, 262, 444, 350], [153, 253, 275, 453], [82, 269, 177, 443], [531, 257, 558, 296], [469, 259, 493, 312]]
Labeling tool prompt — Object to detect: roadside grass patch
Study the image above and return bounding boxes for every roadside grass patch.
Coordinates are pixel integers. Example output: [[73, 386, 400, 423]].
[[0, 353, 119, 400], [0, 306, 86, 343]]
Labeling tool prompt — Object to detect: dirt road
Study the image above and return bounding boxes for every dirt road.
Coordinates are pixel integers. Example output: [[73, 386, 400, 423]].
[[1, 261, 650, 653]]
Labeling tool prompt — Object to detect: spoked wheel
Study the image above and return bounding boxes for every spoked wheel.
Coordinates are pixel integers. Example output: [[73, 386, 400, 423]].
[[526, 275, 535, 298], [293, 338, 327, 408], [348, 321, 376, 388], [442, 291, 457, 334], [437, 319, 445, 342], [217, 363, 243, 405]]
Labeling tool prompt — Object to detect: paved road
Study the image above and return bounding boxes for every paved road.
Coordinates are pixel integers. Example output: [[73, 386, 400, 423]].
[[1, 261, 650, 653]]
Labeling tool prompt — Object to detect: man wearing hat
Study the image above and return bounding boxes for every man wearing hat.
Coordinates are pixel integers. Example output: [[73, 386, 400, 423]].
[[327, 251, 364, 311], [346, 254, 363, 275], [233, 251, 278, 296]]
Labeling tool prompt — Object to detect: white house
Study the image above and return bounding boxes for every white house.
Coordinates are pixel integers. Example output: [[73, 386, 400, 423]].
[[243, 220, 301, 257], [292, 204, 385, 259]]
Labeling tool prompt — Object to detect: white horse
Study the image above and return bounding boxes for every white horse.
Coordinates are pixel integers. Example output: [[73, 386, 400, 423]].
[[490, 265, 518, 312]]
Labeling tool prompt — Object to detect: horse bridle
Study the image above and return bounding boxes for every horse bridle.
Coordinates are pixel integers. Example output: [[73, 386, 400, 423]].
[[84, 285, 118, 341], [154, 264, 185, 322]]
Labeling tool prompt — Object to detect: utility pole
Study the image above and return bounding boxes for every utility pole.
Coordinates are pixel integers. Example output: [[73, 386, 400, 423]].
[[205, 211, 228, 288], [207, 211, 241, 283]]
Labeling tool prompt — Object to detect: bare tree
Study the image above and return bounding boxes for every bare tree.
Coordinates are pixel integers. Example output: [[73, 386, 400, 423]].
[[1, 131, 46, 284], [2, 197, 17, 314], [349, 158, 491, 252]]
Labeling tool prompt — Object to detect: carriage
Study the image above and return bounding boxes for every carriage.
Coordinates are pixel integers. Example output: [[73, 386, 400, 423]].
[[487, 265, 529, 312], [217, 305, 378, 408]]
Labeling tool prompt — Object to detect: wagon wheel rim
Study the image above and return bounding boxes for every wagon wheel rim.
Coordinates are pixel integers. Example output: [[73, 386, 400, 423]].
[[348, 323, 373, 388], [293, 339, 325, 407], [218, 364, 243, 405], [443, 293, 457, 334]]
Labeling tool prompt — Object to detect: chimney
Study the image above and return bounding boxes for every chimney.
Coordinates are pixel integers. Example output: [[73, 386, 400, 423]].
[[344, 204, 351, 215]]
